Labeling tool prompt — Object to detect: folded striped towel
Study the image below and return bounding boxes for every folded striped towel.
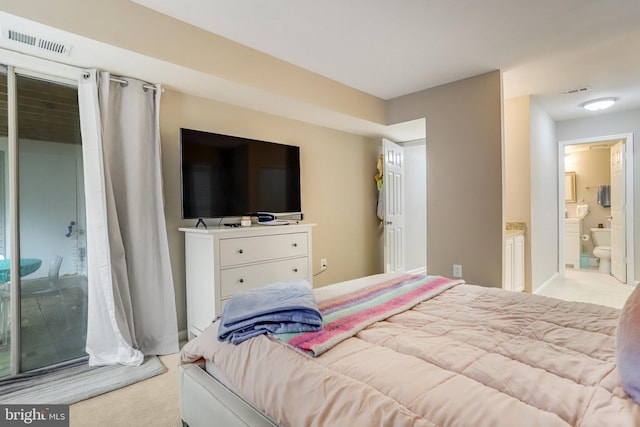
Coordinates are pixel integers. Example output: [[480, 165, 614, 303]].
[[276, 274, 462, 356]]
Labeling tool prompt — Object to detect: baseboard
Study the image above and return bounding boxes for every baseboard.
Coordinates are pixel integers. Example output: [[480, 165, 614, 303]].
[[179, 328, 189, 346], [533, 272, 559, 295], [406, 266, 427, 275]]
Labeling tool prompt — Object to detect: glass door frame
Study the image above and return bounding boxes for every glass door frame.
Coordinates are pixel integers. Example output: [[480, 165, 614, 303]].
[[0, 50, 85, 376], [7, 64, 20, 376]]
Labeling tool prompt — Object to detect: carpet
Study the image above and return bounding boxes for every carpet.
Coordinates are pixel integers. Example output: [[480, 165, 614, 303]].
[[0, 356, 167, 404], [69, 353, 180, 427]]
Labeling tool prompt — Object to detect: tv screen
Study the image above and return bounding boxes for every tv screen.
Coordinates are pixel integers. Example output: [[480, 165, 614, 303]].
[[180, 128, 301, 219]]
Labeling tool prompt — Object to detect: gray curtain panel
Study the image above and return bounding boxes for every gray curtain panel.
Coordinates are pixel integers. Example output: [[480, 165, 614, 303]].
[[78, 70, 178, 365]]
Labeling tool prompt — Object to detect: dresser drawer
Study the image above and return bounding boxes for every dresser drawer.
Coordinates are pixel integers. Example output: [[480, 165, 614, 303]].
[[219, 233, 308, 267], [220, 257, 309, 298]]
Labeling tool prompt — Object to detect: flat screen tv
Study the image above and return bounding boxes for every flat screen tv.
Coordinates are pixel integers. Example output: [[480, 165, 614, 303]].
[[180, 128, 301, 219]]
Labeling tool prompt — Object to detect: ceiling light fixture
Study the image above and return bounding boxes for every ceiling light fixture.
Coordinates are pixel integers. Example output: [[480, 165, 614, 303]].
[[582, 97, 616, 111]]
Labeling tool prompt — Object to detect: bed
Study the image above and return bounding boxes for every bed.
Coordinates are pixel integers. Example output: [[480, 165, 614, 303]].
[[179, 273, 640, 427]]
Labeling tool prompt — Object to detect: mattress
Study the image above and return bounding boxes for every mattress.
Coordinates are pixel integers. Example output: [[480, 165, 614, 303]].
[[180, 273, 640, 426]]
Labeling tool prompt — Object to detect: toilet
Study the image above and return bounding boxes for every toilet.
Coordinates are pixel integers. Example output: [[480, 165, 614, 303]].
[[590, 228, 611, 274]]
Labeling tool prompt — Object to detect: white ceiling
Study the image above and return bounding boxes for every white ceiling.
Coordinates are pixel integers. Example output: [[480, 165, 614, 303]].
[[2, 1, 640, 141], [130, 0, 640, 122]]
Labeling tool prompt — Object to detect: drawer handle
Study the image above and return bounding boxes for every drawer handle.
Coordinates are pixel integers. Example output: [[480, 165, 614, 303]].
[[239, 278, 244, 284], [238, 249, 244, 254], [293, 268, 298, 273], [292, 243, 297, 247]]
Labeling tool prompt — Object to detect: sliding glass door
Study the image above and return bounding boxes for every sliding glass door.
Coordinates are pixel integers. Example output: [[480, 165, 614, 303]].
[[0, 66, 87, 376]]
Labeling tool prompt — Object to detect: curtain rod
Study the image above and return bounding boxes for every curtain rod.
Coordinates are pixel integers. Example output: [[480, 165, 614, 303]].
[[109, 75, 157, 92], [82, 71, 157, 91]]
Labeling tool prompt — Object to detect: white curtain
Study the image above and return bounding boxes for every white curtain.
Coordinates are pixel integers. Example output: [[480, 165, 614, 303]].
[[77, 70, 179, 366]]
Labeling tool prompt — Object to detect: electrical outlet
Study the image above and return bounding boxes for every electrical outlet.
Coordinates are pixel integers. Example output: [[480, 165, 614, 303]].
[[321, 258, 327, 270], [453, 264, 462, 278]]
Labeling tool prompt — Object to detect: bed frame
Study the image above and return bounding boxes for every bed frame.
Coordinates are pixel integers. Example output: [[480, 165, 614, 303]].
[[179, 363, 280, 427]]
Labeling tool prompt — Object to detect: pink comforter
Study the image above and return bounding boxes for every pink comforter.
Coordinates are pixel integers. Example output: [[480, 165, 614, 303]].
[[181, 278, 640, 426]]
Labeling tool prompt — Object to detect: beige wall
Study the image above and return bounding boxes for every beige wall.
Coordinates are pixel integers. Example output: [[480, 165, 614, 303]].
[[6, 1, 515, 323], [2, 0, 386, 125], [161, 90, 382, 332], [387, 71, 504, 287], [504, 97, 531, 223], [5, 0, 387, 335], [504, 96, 532, 292]]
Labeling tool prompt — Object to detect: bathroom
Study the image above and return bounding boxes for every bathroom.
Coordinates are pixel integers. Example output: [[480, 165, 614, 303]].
[[564, 140, 622, 281]]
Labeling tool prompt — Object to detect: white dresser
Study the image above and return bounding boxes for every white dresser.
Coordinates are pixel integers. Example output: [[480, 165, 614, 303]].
[[180, 224, 314, 338]]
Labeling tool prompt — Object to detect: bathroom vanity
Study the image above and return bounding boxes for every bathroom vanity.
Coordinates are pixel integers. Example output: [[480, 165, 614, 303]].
[[565, 218, 583, 269], [504, 222, 525, 292]]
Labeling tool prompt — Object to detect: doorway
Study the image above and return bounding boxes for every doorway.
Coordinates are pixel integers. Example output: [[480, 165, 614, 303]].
[[381, 138, 427, 274], [401, 139, 426, 274], [0, 67, 88, 377], [559, 134, 634, 284]]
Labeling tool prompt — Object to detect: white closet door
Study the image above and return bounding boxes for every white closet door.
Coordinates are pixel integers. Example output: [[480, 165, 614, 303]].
[[383, 138, 405, 273]]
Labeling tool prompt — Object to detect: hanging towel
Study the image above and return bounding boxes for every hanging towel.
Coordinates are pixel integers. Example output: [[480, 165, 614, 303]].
[[597, 184, 611, 208], [576, 202, 590, 218], [375, 154, 384, 221]]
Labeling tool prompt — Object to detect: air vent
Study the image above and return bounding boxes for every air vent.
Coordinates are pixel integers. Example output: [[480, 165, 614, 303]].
[[8, 29, 36, 46], [560, 87, 591, 96], [5, 27, 71, 55], [38, 38, 69, 55]]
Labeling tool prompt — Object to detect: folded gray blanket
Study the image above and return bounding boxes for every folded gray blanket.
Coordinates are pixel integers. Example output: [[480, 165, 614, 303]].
[[217, 280, 323, 344]]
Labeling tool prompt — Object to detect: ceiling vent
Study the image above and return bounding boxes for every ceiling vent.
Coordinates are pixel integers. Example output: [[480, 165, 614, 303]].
[[560, 86, 591, 96], [3, 27, 71, 56]]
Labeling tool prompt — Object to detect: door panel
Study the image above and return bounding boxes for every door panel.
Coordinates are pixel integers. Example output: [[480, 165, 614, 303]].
[[383, 138, 405, 273], [0, 71, 87, 376], [610, 141, 626, 282]]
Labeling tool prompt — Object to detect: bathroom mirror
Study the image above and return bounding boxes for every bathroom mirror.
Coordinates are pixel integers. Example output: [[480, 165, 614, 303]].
[[565, 171, 576, 203]]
